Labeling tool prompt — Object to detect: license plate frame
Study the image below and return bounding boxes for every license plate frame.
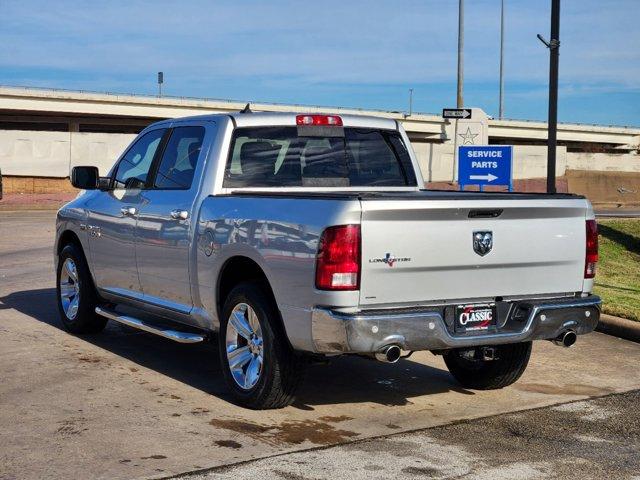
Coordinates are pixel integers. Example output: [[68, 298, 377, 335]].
[[454, 303, 497, 334]]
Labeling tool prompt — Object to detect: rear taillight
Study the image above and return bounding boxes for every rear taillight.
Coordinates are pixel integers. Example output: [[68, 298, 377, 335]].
[[296, 114, 343, 126], [585, 219, 598, 279], [315, 225, 360, 290]]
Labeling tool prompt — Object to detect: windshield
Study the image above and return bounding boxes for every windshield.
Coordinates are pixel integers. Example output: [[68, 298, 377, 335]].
[[223, 126, 417, 188]]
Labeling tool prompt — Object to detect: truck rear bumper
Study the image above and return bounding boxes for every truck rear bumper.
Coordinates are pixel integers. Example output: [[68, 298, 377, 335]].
[[311, 295, 601, 354]]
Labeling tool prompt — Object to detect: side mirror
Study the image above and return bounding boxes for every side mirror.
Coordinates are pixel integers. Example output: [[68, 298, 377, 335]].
[[71, 166, 99, 190]]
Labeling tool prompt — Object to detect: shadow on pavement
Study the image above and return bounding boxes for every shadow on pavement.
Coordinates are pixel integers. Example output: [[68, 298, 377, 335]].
[[1, 287, 473, 409]]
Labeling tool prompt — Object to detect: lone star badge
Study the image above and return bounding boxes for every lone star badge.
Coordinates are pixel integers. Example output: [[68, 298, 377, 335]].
[[459, 127, 479, 145]]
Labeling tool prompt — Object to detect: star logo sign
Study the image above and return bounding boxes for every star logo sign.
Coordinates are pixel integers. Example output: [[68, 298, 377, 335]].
[[459, 127, 479, 145]]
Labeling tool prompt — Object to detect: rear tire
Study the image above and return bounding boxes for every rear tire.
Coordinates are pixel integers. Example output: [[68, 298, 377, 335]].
[[443, 342, 532, 390], [219, 281, 305, 409], [56, 244, 107, 334]]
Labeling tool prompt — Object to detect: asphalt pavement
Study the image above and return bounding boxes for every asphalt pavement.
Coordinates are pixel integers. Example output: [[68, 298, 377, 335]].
[[187, 390, 640, 480], [1, 211, 639, 480]]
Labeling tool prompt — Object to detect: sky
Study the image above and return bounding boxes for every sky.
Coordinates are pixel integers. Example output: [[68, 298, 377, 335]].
[[1, 0, 639, 126]]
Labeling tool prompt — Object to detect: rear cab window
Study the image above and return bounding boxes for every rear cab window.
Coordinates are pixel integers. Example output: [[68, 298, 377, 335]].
[[223, 125, 417, 188]]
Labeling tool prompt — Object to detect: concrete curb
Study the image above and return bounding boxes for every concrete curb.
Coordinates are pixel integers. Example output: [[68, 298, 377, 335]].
[[0, 204, 62, 211], [597, 314, 640, 343]]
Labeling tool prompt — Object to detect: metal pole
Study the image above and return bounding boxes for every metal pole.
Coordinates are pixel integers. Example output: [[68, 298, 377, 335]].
[[157, 71, 164, 97], [457, 0, 464, 108], [455, 0, 464, 187], [546, 0, 560, 194], [410, 88, 414, 116], [499, 0, 505, 119], [453, 118, 460, 187]]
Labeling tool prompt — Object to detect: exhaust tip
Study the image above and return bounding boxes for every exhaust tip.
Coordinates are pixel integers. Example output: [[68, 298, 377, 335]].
[[375, 345, 402, 363], [553, 330, 577, 348], [562, 330, 577, 347]]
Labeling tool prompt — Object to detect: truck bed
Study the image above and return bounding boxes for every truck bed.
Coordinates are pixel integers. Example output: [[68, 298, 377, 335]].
[[225, 189, 591, 309]]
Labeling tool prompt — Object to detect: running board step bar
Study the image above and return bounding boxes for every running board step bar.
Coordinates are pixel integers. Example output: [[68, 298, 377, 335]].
[[95, 307, 206, 344]]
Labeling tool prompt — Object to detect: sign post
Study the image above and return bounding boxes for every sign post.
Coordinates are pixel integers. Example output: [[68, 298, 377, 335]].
[[458, 145, 513, 191]]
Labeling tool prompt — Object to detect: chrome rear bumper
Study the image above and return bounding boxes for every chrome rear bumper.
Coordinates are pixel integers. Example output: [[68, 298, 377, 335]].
[[311, 295, 601, 354]]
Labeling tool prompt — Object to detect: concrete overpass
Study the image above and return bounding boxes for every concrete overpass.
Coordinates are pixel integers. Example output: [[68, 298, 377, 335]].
[[0, 85, 638, 195], [1, 85, 638, 149]]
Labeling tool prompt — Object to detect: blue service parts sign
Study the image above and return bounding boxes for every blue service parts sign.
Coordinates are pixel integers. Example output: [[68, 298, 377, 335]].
[[458, 145, 513, 188]]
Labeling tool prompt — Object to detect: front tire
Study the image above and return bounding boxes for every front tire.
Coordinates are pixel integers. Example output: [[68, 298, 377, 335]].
[[56, 244, 107, 334], [443, 342, 532, 390], [219, 281, 305, 409]]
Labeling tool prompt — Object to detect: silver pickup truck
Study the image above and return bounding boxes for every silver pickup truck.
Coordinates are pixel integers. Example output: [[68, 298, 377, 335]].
[[56, 111, 601, 409]]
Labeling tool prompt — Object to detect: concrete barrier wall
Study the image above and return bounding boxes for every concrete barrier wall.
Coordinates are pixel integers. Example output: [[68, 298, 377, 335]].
[[566, 152, 640, 173], [513, 145, 567, 179], [0, 130, 135, 178], [411, 143, 455, 182], [1, 129, 639, 184], [70, 132, 136, 175], [0, 130, 71, 177], [412, 143, 567, 182], [412, 145, 638, 182]]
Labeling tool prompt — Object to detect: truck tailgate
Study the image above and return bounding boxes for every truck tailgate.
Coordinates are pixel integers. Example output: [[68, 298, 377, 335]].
[[359, 197, 588, 307]]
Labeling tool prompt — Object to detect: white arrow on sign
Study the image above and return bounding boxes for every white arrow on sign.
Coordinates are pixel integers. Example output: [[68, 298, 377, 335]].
[[470, 173, 498, 182]]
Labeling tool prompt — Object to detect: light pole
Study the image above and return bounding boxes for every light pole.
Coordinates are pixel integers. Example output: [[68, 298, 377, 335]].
[[538, 0, 561, 194], [457, 0, 464, 108], [499, 0, 505, 119], [408, 88, 414, 116], [157, 71, 164, 97], [453, 0, 465, 184]]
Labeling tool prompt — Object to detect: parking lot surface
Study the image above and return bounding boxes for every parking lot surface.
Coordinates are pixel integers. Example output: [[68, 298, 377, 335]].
[[2, 211, 640, 480], [188, 390, 640, 480]]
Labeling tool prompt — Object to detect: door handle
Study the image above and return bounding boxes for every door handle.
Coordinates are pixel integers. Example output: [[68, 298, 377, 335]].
[[170, 209, 189, 220], [120, 206, 137, 216]]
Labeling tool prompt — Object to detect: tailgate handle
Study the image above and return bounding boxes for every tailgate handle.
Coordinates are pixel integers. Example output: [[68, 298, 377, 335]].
[[468, 209, 503, 218]]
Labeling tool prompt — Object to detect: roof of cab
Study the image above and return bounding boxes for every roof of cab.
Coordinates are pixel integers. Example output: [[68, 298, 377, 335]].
[[146, 111, 398, 131]]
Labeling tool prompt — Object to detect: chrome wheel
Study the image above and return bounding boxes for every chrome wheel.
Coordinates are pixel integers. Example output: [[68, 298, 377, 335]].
[[225, 303, 263, 390], [59, 258, 80, 320]]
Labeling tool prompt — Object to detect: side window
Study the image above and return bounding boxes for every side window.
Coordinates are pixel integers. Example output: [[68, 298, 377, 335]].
[[113, 129, 165, 189], [153, 126, 205, 190]]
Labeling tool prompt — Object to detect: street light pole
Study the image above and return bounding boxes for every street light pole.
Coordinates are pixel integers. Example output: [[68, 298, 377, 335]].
[[457, 0, 464, 108], [499, 0, 505, 119], [545, 0, 560, 194], [157, 71, 164, 97], [537, 0, 560, 194], [453, 0, 465, 184]]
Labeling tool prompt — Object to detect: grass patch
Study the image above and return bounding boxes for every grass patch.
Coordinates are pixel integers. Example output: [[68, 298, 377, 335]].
[[593, 218, 640, 322]]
